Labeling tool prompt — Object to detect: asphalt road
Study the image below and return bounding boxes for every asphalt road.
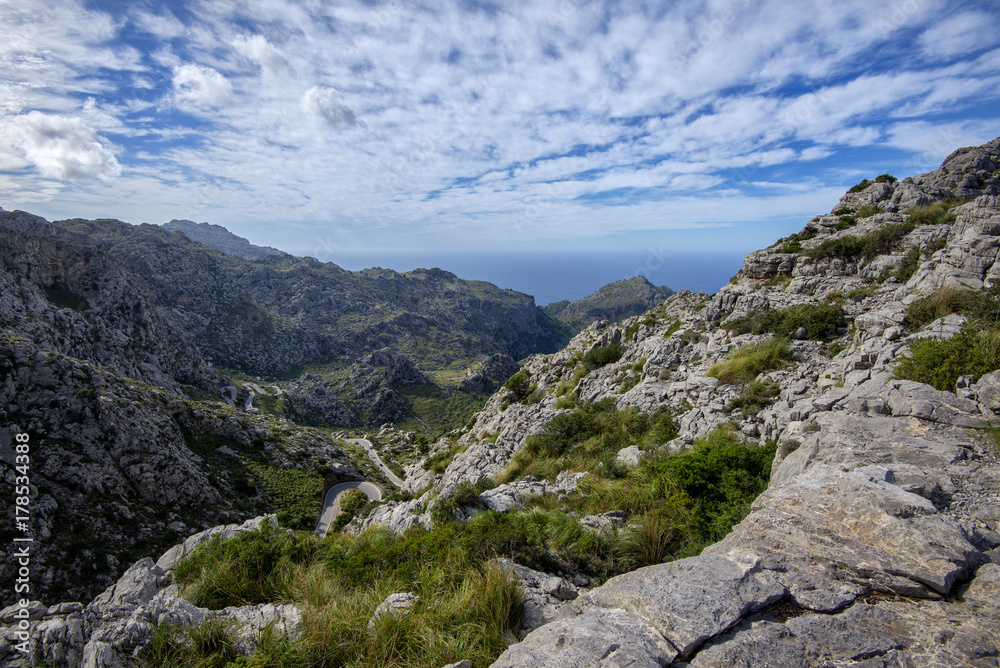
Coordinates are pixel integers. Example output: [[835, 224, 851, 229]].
[[348, 437, 405, 488], [314, 480, 382, 537]]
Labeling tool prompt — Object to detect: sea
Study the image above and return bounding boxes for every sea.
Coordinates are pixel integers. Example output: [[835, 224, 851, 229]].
[[331, 250, 747, 306]]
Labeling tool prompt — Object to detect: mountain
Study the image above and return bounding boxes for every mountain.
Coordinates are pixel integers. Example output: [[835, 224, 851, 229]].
[[162, 219, 285, 260], [5, 137, 1000, 666], [0, 211, 564, 604], [543, 275, 674, 331]]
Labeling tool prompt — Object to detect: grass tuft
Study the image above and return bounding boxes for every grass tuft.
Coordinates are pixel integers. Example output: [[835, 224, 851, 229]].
[[708, 337, 794, 385]]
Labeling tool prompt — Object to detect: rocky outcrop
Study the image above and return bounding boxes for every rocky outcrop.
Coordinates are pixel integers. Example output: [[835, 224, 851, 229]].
[[163, 219, 285, 260], [0, 517, 302, 668]]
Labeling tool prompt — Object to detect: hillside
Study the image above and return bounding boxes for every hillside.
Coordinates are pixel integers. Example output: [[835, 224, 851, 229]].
[[4, 137, 1000, 666], [162, 219, 285, 260], [543, 276, 674, 333]]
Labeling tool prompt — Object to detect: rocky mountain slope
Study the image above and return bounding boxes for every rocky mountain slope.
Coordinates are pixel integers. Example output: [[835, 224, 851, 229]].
[[4, 136, 1000, 666], [543, 276, 674, 333], [357, 137, 1000, 665], [162, 219, 285, 260], [0, 210, 564, 605]]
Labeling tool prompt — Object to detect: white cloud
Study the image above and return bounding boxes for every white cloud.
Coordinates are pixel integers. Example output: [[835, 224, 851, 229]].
[[172, 63, 235, 108], [919, 11, 1000, 60], [6, 111, 121, 179], [232, 34, 292, 79], [301, 86, 359, 127], [132, 9, 186, 40]]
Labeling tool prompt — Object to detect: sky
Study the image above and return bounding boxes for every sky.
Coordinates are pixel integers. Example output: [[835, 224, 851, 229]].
[[1, 0, 999, 297]]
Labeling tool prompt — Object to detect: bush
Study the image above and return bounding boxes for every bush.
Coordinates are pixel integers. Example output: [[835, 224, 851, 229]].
[[725, 303, 845, 341], [809, 223, 914, 261], [500, 399, 678, 482], [707, 337, 794, 385], [502, 370, 531, 402], [581, 344, 624, 372], [895, 325, 1000, 392], [856, 205, 884, 218], [906, 198, 968, 225], [894, 246, 922, 284], [905, 286, 1000, 330], [727, 378, 780, 416]]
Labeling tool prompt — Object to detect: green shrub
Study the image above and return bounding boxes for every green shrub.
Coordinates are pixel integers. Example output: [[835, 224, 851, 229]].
[[664, 320, 682, 338], [833, 206, 854, 215], [856, 205, 884, 218], [777, 238, 802, 253], [894, 246, 922, 284], [725, 303, 845, 341], [707, 337, 794, 385], [895, 325, 1000, 391], [904, 286, 1000, 330], [809, 234, 864, 259], [809, 223, 914, 261], [502, 371, 531, 402], [848, 178, 872, 193], [906, 198, 969, 225], [581, 344, 624, 372], [500, 399, 677, 483], [727, 378, 780, 416]]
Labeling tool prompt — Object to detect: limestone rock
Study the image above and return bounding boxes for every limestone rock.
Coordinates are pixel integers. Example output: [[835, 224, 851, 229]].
[[367, 593, 418, 631], [586, 556, 784, 657], [491, 606, 678, 668]]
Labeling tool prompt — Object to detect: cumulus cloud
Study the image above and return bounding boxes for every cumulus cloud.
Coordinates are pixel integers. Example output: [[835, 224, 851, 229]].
[[232, 34, 292, 78], [301, 86, 359, 127], [172, 63, 234, 108], [7, 111, 121, 179]]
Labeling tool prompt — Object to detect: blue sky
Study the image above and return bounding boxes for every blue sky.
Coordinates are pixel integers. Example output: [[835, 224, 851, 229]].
[[1, 0, 999, 273]]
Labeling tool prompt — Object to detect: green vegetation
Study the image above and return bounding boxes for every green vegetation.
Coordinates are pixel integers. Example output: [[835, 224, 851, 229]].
[[330, 489, 370, 533], [581, 343, 624, 372], [856, 205, 885, 218], [502, 370, 531, 402], [847, 173, 896, 193], [906, 198, 969, 226], [727, 378, 780, 416], [500, 398, 678, 483], [895, 324, 1000, 392], [808, 222, 915, 261], [140, 414, 778, 668], [707, 337, 795, 385], [894, 246, 922, 284], [904, 286, 1000, 330], [393, 382, 492, 436], [423, 440, 467, 474], [664, 320, 683, 338], [725, 303, 845, 341], [165, 522, 524, 668], [245, 463, 325, 531]]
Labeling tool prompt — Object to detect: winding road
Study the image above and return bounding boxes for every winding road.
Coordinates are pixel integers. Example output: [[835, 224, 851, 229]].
[[315, 481, 382, 537], [348, 437, 405, 488], [313, 438, 405, 537]]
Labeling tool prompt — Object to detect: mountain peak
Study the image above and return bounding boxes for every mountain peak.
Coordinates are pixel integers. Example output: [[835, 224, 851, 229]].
[[163, 219, 285, 261]]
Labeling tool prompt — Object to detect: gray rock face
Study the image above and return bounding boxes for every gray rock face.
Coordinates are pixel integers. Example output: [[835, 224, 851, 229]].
[[367, 593, 418, 631], [0, 518, 302, 668], [586, 556, 784, 657], [491, 606, 678, 668]]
